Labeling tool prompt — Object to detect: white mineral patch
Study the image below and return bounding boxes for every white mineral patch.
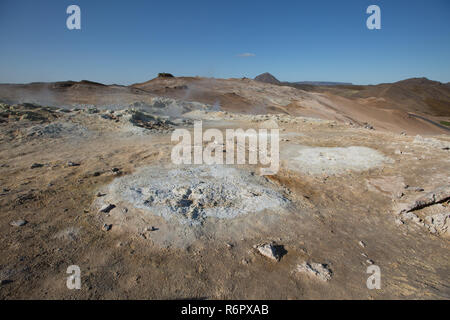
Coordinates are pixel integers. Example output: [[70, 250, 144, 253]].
[[282, 145, 392, 175], [105, 165, 289, 225]]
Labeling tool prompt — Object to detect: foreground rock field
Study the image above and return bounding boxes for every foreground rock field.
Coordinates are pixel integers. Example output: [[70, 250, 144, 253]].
[[0, 96, 449, 299]]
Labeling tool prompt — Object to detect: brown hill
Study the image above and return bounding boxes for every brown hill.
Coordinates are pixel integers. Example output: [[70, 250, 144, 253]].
[[323, 77, 450, 117], [0, 80, 153, 106], [0, 75, 448, 135]]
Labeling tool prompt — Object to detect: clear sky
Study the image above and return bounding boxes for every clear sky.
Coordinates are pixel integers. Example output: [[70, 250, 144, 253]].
[[0, 0, 449, 85]]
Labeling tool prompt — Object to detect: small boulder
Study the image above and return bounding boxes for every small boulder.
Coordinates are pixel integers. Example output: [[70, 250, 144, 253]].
[[404, 186, 424, 192], [0, 279, 13, 286], [254, 242, 286, 262], [30, 163, 44, 169], [10, 219, 28, 227], [296, 262, 333, 281], [99, 204, 116, 213]]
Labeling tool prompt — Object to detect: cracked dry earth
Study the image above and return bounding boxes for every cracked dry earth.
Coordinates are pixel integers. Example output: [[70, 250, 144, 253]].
[[0, 103, 449, 299]]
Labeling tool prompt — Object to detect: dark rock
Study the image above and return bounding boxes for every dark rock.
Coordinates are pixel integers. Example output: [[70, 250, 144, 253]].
[[99, 204, 116, 213], [0, 279, 13, 286], [158, 73, 174, 78]]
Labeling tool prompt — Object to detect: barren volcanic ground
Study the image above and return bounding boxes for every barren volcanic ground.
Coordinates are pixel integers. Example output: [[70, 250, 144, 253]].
[[0, 78, 449, 299]]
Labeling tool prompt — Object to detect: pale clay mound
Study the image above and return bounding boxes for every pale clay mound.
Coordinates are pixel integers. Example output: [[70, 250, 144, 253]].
[[104, 165, 289, 225], [283, 145, 392, 175]]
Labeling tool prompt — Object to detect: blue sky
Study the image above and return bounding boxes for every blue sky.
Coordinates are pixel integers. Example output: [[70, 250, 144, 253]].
[[0, 0, 449, 85]]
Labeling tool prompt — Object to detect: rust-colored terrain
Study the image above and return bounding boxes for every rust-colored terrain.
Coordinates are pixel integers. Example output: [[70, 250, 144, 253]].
[[0, 75, 448, 299]]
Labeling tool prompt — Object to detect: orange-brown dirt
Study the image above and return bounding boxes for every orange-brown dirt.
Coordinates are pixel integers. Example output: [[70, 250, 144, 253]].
[[0, 77, 448, 299]]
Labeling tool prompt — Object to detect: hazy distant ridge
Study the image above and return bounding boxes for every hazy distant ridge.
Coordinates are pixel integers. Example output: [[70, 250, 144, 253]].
[[293, 81, 353, 86]]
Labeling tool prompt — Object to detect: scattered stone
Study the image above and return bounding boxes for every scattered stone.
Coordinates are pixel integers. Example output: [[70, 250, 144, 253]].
[[99, 203, 116, 213], [402, 211, 421, 223], [111, 167, 120, 173], [425, 212, 450, 237], [404, 186, 424, 192], [30, 163, 44, 169], [395, 218, 404, 226], [10, 219, 28, 227], [125, 109, 175, 133], [254, 242, 286, 262], [139, 232, 148, 240], [366, 259, 375, 265], [0, 279, 13, 286], [102, 224, 112, 232], [358, 240, 366, 248], [96, 192, 106, 197], [295, 262, 333, 281], [401, 185, 450, 213], [67, 161, 80, 167], [86, 107, 99, 114]]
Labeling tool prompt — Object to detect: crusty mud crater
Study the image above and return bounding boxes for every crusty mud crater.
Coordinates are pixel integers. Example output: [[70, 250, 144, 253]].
[[95, 165, 292, 247]]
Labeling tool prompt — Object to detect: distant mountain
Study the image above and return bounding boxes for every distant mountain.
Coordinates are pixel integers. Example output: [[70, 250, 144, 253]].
[[294, 81, 353, 86], [254, 73, 353, 86], [254, 73, 281, 84]]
